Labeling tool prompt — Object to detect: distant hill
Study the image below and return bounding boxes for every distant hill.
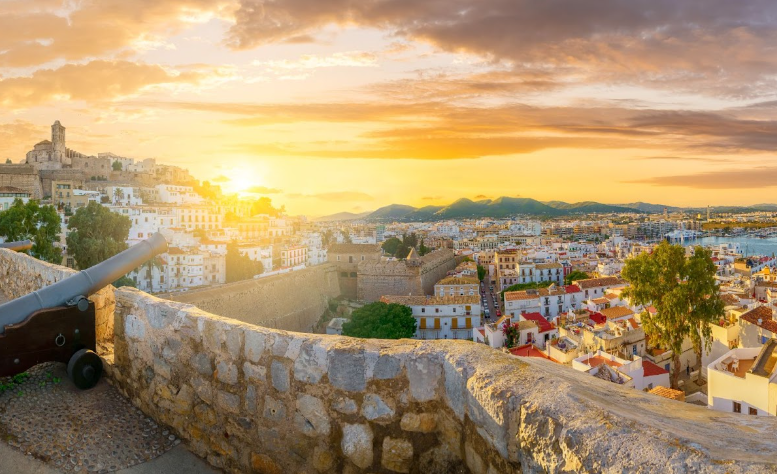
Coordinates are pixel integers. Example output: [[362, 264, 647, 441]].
[[617, 202, 686, 213], [313, 211, 372, 222], [365, 196, 642, 221]]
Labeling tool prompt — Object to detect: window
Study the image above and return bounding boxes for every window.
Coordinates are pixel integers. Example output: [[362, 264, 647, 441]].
[[749, 407, 758, 415], [733, 402, 741, 413], [349, 256, 353, 263], [632, 345, 637, 355], [361, 256, 365, 261]]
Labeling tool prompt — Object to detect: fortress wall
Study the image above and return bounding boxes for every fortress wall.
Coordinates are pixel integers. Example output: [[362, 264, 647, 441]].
[[168, 264, 340, 333], [0, 164, 43, 199], [109, 285, 777, 474], [358, 249, 457, 302], [0, 248, 115, 343]]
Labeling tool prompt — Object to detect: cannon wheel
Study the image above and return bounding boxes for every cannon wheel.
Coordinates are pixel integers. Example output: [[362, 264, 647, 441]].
[[67, 349, 103, 390]]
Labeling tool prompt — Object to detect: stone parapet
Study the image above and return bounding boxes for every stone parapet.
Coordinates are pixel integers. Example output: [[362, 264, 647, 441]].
[[112, 285, 777, 473], [0, 248, 115, 343]]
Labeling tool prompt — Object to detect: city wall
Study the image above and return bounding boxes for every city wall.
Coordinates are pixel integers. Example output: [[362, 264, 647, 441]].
[[4, 250, 777, 473], [0, 164, 43, 199], [358, 249, 457, 302], [168, 264, 340, 333]]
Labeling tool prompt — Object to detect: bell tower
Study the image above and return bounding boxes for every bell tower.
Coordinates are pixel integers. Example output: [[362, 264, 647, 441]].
[[51, 120, 68, 165]]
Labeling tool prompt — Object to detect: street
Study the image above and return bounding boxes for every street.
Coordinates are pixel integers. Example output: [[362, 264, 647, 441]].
[[481, 281, 500, 324]]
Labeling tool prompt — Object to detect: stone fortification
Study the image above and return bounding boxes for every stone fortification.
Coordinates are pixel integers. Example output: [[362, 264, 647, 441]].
[[0, 164, 43, 199], [0, 248, 115, 343], [358, 248, 457, 302], [5, 250, 777, 473], [169, 264, 340, 333]]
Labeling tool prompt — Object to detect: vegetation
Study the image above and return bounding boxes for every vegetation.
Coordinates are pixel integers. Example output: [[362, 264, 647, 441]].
[[500, 280, 555, 298], [0, 199, 62, 263], [4, 158, 11, 164], [418, 239, 430, 256], [477, 264, 486, 282], [112, 160, 122, 171], [381, 237, 402, 255], [226, 241, 264, 282], [66, 201, 131, 270], [250, 197, 283, 217], [382, 233, 423, 259], [342, 302, 417, 339], [565, 270, 590, 285], [622, 242, 724, 388], [702, 222, 775, 231]]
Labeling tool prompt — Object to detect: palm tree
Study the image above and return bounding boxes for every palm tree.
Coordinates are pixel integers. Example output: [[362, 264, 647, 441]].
[[140, 256, 164, 292]]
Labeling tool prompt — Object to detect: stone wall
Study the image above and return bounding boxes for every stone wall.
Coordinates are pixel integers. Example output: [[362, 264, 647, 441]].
[[168, 264, 340, 333], [111, 287, 777, 474], [0, 164, 43, 199], [358, 249, 457, 302], [0, 248, 115, 343]]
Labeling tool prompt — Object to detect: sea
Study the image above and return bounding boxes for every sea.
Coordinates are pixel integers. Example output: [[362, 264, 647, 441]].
[[683, 236, 777, 257]]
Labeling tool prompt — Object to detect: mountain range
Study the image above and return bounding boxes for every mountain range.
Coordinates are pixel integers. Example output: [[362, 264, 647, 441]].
[[313, 197, 777, 222]]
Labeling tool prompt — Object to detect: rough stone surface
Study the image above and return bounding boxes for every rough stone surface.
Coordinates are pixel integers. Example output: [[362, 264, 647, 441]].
[[361, 393, 395, 422], [8, 248, 777, 474], [295, 394, 331, 437], [382, 437, 414, 473], [341, 423, 373, 469]]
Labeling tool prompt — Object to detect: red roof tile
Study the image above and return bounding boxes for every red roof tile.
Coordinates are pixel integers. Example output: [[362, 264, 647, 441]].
[[643, 360, 668, 377], [509, 344, 550, 360], [521, 312, 554, 333], [589, 313, 607, 325]]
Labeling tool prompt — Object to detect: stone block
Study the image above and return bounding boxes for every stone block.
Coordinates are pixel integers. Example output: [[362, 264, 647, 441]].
[[341, 423, 373, 469], [263, 395, 286, 422], [373, 355, 401, 379], [125, 314, 146, 340], [191, 377, 213, 404], [251, 452, 282, 474], [243, 361, 267, 382], [312, 445, 334, 472], [328, 349, 366, 392], [271, 360, 290, 392], [245, 331, 267, 363], [400, 413, 436, 433], [216, 360, 238, 385], [382, 437, 413, 473], [226, 328, 243, 360], [465, 442, 486, 474], [216, 390, 240, 414], [332, 397, 358, 415], [295, 394, 331, 436], [361, 393, 395, 422], [294, 343, 327, 383], [407, 355, 441, 402]]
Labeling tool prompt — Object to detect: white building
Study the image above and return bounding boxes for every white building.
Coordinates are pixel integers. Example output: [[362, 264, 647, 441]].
[[155, 184, 203, 205], [380, 295, 481, 341], [573, 350, 670, 391], [707, 344, 777, 416], [0, 186, 30, 211], [434, 276, 480, 298], [239, 243, 273, 273]]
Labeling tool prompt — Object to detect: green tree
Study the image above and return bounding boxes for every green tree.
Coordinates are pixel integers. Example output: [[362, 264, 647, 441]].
[[565, 270, 590, 285], [477, 264, 486, 282], [226, 241, 264, 282], [0, 199, 62, 263], [418, 239, 430, 256], [342, 302, 416, 339], [381, 237, 402, 256], [395, 243, 411, 259], [622, 242, 724, 388], [4, 158, 11, 164], [403, 233, 418, 249], [501, 280, 555, 298], [340, 229, 352, 244], [112, 160, 122, 171], [66, 201, 131, 269]]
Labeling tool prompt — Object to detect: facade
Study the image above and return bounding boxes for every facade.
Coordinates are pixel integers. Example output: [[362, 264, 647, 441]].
[[380, 295, 481, 341], [281, 244, 308, 268], [434, 276, 480, 298], [357, 249, 457, 302], [155, 184, 204, 205], [328, 243, 383, 299], [707, 344, 777, 416], [573, 351, 670, 391], [0, 186, 30, 211]]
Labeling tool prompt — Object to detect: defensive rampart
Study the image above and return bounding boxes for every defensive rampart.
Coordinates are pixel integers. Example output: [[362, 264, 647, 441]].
[[3, 249, 777, 473], [167, 263, 340, 333]]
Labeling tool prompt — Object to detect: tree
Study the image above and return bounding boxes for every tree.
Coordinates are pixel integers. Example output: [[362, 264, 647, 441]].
[[113, 187, 125, 204], [0, 199, 62, 263], [501, 280, 555, 298], [565, 270, 590, 285], [418, 239, 430, 256], [381, 237, 402, 256], [340, 229, 352, 244], [395, 243, 411, 259], [622, 242, 724, 388], [226, 241, 264, 283], [112, 160, 122, 172], [342, 302, 416, 339], [4, 158, 10, 164], [477, 264, 486, 282], [66, 201, 131, 269]]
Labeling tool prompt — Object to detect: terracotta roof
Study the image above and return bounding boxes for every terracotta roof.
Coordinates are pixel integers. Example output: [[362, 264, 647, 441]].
[[504, 291, 539, 302], [592, 297, 609, 305], [509, 344, 551, 360], [329, 243, 382, 254], [520, 312, 554, 333], [575, 277, 622, 289], [565, 285, 581, 293], [536, 262, 563, 269], [648, 386, 685, 402], [643, 360, 668, 377], [579, 355, 622, 368], [435, 276, 480, 286], [589, 313, 607, 325], [380, 295, 479, 306], [741, 306, 777, 334], [600, 306, 635, 320]]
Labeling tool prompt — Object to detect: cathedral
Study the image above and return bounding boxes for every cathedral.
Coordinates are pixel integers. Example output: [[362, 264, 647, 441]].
[[25, 121, 88, 170]]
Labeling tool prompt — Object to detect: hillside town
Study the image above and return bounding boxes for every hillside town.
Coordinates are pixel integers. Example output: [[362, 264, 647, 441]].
[[4, 122, 777, 419]]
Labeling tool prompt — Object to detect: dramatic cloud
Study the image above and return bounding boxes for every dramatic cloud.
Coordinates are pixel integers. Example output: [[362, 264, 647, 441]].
[[245, 185, 282, 194], [627, 167, 777, 189], [0, 61, 210, 108], [0, 120, 42, 161], [228, 0, 777, 97], [0, 0, 236, 67]]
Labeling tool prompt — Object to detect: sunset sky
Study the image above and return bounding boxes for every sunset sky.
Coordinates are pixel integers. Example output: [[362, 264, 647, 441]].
[[1, 0, 776, 215]]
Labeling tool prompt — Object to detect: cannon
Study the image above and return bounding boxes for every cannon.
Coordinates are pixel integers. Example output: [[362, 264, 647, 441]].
[[0, 240, 32, 252], [0, 233, 167, 389]]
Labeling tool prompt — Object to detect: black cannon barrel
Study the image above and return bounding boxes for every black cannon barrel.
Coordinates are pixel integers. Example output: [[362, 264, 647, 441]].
[[0, 240, 32, 252], [0, 233, 167, 333]]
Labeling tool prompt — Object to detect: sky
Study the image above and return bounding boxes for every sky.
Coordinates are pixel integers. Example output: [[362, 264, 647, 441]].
[[1, 0, 777, 216]]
